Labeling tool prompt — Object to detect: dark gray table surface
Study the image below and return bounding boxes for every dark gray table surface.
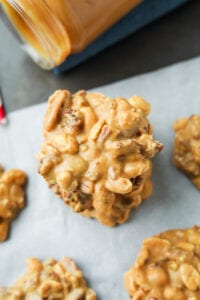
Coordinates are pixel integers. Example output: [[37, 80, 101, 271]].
[[0, 0, 200, 113]]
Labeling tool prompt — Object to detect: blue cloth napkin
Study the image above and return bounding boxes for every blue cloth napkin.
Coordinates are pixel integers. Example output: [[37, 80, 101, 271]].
[[54, 0, 188, 74]]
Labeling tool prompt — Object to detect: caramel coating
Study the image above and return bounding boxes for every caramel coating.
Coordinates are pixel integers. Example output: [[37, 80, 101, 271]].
[[0, 257, 96, 300], [124, 226, 200, 300], [37, 90, 162, 226], [173, 115, 200, 189], [0, 165, 27, 241]]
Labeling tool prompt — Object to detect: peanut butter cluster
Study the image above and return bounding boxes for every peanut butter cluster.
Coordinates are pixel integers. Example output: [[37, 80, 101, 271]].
[[125, 226, 200, 300], [0, 257, 96, 300], [173, 115, 200, 189], [37, 90, 162, 226], [0, 165, 27, 241]]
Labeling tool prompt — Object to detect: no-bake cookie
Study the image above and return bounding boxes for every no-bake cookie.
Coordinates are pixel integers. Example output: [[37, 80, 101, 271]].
[[124, 226, 200, 300], [0, 165, 27, 241], [173, 115, 200, 189], [37, 90, 162, 226], [0, 257, 96, 299]]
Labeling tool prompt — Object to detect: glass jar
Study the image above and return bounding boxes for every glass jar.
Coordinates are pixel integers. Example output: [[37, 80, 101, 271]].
[[0, 0, 141, 69]]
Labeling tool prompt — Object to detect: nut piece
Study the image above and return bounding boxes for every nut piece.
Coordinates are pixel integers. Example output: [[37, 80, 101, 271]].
[[0, 165, 27, 242], [37, 90, 162, 226], [0, 257, 96, 300], [173, 115, 200, 189], [124, 226, 200, 299]]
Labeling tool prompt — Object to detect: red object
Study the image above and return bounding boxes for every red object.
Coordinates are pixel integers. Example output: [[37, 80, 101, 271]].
[[0, 104, 6, 123], [0, 90, 7, 125]]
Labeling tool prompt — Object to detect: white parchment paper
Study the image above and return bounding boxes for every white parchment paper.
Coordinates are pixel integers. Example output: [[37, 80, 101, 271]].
[[0, 57, 200, 300]]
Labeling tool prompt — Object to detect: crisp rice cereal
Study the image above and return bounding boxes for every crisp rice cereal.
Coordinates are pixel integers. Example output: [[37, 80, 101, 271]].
[[0, 257, 96, 300], [37, 90, 162, 226], [0, 165, 27, 241], [173, 115, 200, 189], [125, 226, 200, 300]]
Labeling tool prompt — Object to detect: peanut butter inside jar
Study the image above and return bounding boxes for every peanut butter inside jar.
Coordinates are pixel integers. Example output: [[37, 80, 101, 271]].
[[0, 0, 141, 69]]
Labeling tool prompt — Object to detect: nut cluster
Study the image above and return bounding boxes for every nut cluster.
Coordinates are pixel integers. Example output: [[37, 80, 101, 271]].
[[0, 165, 27, 241], [124, 226, 200, 300], [173, 115, 200, 189], [0, 257, 96, 300], [37, 90, 162, 226]]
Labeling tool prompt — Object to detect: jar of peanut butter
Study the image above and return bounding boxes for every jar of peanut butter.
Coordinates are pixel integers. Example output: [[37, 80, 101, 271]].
[[0, 0, 141, 69]]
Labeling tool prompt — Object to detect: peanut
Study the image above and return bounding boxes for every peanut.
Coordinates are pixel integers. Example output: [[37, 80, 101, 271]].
[[88, 119, 105, 142], [81, 180, 94, 194], [56, 171, 72, 189], [173, 118, 188, 131], [128, 96, 151, 116], [180, 264, 200, 291], [50, 133, 79, 154], [80, 107, 97, 132], [105, 177, 132, 194], [124, 160, 151, 178], [146, 265, 168, 286], [44, 90, 69, 131]]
